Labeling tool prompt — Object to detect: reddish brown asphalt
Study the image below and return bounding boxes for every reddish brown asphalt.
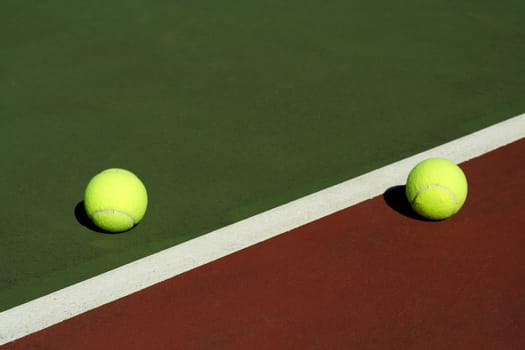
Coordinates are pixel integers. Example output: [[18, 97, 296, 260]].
[[5, 139, 525, 349]]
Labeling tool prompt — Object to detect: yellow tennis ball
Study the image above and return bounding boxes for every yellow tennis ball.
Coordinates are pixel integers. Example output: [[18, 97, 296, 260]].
[[84, 168, 148, 232], [405, 158, 468, 220]]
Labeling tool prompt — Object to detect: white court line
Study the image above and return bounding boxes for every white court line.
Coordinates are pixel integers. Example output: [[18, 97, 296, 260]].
[[1, 113, 524, 345]]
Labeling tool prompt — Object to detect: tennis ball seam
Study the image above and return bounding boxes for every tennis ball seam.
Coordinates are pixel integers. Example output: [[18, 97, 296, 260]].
[[91, 209, 136, 226], [412, 184, 458, 207]]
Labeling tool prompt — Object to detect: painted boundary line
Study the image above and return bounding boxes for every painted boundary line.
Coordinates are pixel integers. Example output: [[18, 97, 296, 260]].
[[1, 113, 524, 345]]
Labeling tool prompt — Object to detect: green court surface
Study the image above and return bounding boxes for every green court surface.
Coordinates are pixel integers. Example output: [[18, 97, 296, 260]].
[[1, 0, 525, 311]]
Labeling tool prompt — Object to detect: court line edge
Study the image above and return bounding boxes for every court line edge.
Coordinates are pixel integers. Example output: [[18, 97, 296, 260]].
[[1, 113, 524, 345]]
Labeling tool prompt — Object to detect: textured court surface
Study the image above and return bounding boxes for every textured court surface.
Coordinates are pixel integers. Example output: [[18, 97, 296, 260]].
[[4, 140, 524, 349]]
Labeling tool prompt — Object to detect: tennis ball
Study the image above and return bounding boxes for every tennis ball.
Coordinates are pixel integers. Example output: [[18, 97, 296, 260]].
[[405, 158, 468, 220], [84, 168, 148, 232]]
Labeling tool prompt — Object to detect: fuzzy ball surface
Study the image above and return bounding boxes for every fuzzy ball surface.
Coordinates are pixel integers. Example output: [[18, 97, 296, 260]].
[[84, 168, 148, 232], [405, 158, 468, 220]]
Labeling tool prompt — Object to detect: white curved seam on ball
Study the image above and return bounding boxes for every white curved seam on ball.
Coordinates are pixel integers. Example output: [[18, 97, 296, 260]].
[[92, 210, 135, 225], [412, 184, 458, 206]]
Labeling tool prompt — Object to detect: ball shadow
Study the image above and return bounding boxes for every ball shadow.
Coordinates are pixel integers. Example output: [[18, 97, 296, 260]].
[[74, 201, 107, 233], [74, 201, 136, 234], [383, 185, 430, 221]]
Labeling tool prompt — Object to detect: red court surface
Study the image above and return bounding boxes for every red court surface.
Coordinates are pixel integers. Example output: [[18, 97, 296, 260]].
[[4, 139, 525, 349]]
